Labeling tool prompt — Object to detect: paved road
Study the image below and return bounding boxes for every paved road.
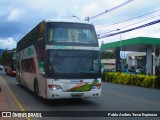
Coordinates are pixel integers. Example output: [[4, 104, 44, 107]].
[[1, 71, 160, 120]]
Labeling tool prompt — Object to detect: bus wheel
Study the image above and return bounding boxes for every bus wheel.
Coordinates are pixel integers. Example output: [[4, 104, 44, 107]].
[[34, 79, 39, 96]]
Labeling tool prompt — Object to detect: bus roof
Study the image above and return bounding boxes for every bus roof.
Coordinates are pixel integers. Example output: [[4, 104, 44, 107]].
[[43, 19, 94, 25]]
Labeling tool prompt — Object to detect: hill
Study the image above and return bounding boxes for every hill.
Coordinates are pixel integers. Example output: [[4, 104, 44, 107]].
[[0, 49, 4, 56]]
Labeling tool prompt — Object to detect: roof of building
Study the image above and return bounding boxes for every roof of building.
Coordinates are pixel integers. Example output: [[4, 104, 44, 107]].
[[101, 59, 115, 64], [100, 37, 160, 52]]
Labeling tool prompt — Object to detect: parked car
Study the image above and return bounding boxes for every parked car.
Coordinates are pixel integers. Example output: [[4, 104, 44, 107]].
[[136, 69, 142, 73], [103, 69, 111, 73], [5, 65, 16, 76], [124, 69, 137, 75], [0, 65, 4, 71]]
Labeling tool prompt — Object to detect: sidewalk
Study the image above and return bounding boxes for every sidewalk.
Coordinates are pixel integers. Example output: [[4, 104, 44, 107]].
[[0, 82, 14, 120], [0, 90, 11, 111], [0, 74, 12, 112], [0, 71, 11, 112]]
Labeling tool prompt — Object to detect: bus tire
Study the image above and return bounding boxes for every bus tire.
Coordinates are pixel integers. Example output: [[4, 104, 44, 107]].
[[34, 79, 39, 96], [18, 74, 22, 85]]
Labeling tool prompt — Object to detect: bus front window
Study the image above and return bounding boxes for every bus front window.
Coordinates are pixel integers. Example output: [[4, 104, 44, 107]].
[[47, 50, 101, 79]]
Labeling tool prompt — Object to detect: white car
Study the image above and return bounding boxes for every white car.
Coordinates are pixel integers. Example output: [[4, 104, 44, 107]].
[[136, 69, 141, 73], [0, 65, 4, 70]]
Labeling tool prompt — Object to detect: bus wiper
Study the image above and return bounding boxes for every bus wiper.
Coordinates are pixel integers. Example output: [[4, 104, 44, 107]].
[[79, 71, 95, 73]]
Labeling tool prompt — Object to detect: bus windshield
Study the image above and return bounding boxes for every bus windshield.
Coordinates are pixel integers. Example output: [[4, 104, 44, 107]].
[[46, 50, 101, 79], [46, 22, 98, 46]]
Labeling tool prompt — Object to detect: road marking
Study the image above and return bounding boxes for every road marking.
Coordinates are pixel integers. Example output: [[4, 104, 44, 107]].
[[0, 76, 31, 120]]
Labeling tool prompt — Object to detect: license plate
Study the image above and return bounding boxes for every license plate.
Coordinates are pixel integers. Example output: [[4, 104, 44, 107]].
[[71, 93, 84, 98]]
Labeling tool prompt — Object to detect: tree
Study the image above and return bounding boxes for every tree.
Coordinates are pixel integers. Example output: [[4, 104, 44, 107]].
[[100, 50, 116, 59], [0, 48, 16, 65], [0, 49, 8, 65]]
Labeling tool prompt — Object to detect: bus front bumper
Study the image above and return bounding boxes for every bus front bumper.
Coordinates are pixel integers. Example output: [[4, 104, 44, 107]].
[[46, 90, 101, 99]]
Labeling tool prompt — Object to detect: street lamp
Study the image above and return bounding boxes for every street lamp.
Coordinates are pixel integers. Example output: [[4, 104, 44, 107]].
[[72, 15, 80, 20]]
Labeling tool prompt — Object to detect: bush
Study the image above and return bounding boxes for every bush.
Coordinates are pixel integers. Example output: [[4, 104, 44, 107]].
[[102, 72, 159, 89], [135, 75, 145, 87], [155, 76, 160, 89], [115, 73, 130, 85], [142, 76, 156, 88]]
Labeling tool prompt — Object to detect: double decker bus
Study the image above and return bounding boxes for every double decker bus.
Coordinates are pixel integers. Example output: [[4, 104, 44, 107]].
[[16, 19, 101, 99]]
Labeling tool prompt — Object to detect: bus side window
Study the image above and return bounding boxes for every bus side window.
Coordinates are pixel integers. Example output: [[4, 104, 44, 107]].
[[28, 64, 33, 72]]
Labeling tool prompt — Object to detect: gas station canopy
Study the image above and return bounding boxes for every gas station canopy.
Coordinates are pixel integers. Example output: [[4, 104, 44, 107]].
[[100, 37, 160, 75], [100, 37, 160, 52]]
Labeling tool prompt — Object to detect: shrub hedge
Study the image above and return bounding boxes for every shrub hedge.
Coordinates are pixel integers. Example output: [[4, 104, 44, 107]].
[[102, 72, 160, 89]]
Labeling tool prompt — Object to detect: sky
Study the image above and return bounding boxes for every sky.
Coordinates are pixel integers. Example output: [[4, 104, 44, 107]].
[[0, 0, 160, 50]]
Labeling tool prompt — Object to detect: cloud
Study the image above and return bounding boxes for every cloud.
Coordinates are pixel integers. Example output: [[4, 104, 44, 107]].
[[7, 9, 24, 21], [0, 0, 160, 50], [0, 37, 17, 50]]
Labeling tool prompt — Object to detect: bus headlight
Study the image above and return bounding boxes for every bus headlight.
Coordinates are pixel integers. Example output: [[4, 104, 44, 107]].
[[91, 84, 101, 91], [48, 85, 63, 91]]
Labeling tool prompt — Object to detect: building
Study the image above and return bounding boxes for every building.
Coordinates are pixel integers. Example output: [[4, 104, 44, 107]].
[[101, 59, 115, 71]]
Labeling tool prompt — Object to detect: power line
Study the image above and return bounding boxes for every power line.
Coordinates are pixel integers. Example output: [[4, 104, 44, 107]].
[[119, 15, 160, 30], [85, 0, 134, 21], [96, 8, 160, 29], [98, 19, 160, 39], [98, 14, 160, 35]]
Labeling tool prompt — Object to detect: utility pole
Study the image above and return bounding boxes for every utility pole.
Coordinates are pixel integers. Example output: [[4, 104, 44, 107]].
[[85, 17, 89, 22], [117, 29, 123, 71]]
